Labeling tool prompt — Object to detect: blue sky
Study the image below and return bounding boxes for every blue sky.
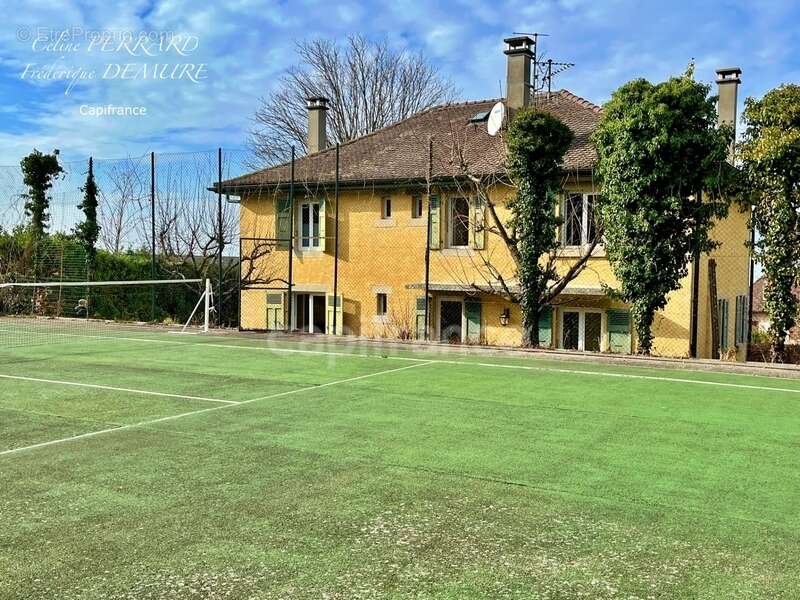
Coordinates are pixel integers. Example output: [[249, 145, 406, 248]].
[[0, 0, 798, 165]]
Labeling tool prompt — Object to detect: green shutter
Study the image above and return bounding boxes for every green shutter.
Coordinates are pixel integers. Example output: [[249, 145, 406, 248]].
[[471, 196, 486, 250], [265, 292, 284, 330], [428, 195, 440, 249], [276, 197, 291, 249], [415, 296, 428, 339], [464, 298, 481, 343], [538, 308, 553, 348], [718, 299, 729, 350], [607, 309, 631, 353]]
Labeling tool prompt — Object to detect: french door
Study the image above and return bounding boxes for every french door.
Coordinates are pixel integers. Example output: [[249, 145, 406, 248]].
[[561, 309, 603, 351]]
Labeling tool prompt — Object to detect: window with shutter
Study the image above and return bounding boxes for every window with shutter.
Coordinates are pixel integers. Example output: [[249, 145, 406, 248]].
[[428, 195, 440, 249], [275, 197, 291, 249], [538, 308, 552, 348], [607, 309, 631, 353], [464, 298, 481, 343], [415, 296, 429, 339]]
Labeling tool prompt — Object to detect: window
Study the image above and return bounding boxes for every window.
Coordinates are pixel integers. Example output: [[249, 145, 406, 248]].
[[448, 197, 470, 247], [411, 195, 423, 219], [376, 293, 388, 316], [562, 193, 598, 247], [382, 196, 392, 219], [299, 202, 321, 249]]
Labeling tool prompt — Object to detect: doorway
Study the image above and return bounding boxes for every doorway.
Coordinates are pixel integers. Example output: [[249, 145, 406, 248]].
[[294, 293, 326, 333], [561, 309, 603, 351], [439, 298, 463, 343]]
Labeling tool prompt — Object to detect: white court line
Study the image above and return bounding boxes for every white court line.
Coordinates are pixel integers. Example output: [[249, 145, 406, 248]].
[[3, 327, 800, 395], [0, 362, 430, 457], [0, 373, 236, 405]]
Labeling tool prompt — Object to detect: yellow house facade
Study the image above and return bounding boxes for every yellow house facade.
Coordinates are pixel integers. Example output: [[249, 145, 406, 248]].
[[222, 38, 751, 360]]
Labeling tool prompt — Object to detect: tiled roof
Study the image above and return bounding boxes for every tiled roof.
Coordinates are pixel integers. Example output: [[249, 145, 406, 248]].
[[751, 276, 800, 313], [219, 90, 601, 191]]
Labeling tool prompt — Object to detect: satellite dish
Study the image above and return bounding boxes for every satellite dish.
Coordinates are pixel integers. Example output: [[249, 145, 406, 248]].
[[487, 102, 505, 136]]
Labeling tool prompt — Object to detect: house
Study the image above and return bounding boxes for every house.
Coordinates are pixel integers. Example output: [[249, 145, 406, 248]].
[[751, 276, 800, 343], [218, 36, 752, 360]]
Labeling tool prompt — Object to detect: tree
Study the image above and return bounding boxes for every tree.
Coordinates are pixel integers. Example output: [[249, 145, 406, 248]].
[[441, 107, 601, 347], [740, 84, 800, 361], [593, 69, 732, 354], [251, 35, 456, 164], [20, 149, 63, 238], [75, 157, 101, 275], [505, 109, 587, 346]]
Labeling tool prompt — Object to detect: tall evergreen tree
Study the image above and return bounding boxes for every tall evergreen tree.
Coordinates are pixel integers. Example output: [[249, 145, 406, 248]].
[[740, 84, 800, 361], [20, 149, 63, 239], [75, 157, 101, 276], [593, 68, 732, 354]]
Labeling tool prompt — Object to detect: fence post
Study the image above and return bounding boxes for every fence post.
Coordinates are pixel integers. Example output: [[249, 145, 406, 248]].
[[746, 210, 756, 359], [423, 137, 433, 341], [286, 147, 295, 332], [217, 147, 223, 326], [332, 143, 340, 335], [150, 151, 156, 322]]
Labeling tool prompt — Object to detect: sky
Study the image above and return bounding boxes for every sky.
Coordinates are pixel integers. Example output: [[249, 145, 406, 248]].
[[0, 0, 798, 166]]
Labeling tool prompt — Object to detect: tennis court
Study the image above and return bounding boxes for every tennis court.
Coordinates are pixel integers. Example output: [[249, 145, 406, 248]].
[[2, 324, 800, 598]]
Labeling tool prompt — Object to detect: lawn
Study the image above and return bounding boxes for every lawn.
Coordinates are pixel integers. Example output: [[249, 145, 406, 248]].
[[1, 328, 799, 599]]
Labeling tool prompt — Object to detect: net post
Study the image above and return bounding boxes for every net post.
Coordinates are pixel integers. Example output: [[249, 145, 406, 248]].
[[204, 278, 211, 333]]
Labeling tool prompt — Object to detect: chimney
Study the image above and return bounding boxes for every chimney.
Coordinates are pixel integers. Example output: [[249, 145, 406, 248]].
[[716, 67, 741, 162], [504, 36, 534, 110], [306, 96, 328, 154]]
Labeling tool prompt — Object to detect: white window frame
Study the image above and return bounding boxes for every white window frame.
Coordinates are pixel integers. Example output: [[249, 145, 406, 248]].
[[437, 296, 465, 342], [447, 197, 470, 248], [561, 193, 597, 248], [411, 195, 423, 219], [298, 201, 321, 250], [381, 196, 392, 219], [559, 308, 606, 351]]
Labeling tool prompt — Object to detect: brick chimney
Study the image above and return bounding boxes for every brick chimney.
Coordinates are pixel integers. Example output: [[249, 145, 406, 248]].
[[504, 36, 533, 110], [716, 67, 742, 162], [306, 96, 328, 154]]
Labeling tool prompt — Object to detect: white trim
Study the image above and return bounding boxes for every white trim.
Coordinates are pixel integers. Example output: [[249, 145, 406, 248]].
[[0, 373, 235, 404], [0, 362, 431, 457], [291, 292, 326, 333], [437, 296, 465, 343]]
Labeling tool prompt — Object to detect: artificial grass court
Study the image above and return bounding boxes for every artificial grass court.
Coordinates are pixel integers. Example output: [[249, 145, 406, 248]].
[[1, 330, 800, 599]]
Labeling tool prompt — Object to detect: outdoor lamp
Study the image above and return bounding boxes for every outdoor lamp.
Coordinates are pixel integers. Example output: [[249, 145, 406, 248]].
[[500, 308, 510, 326]]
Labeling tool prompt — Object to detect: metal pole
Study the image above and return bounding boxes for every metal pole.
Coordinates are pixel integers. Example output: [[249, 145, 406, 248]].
[[150, 151, 156, 322], [332, 144, 340, 335], [423, 137, 433, 341], [237, 238, 243, 331], [217, 147, 223, 326], [286, 146, 295, 332], [746, 210, 757, 358]]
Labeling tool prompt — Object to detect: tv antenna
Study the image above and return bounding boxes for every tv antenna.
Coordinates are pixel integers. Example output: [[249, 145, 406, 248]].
[[511, 32, 574, 101]]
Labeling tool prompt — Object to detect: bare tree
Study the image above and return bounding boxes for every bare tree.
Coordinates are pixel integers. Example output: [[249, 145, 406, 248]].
[[250, 35, 457, 164]]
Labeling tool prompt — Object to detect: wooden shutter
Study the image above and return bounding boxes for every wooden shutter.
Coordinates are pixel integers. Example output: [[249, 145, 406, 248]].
[[538, 308, 553, 348], [415, 296, 429, 339], [735, 296, 742, 345], [318, 197, 327, 251], [265, 292, 285, 330], [464, 298, 481, 343], [276, 197, 291, 249], [471, 196, 486, 250], [325, 294, 343, 335], [428, 195, 440, 249], [323, 197, 336, 254], [607, 309, 631, 353]]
